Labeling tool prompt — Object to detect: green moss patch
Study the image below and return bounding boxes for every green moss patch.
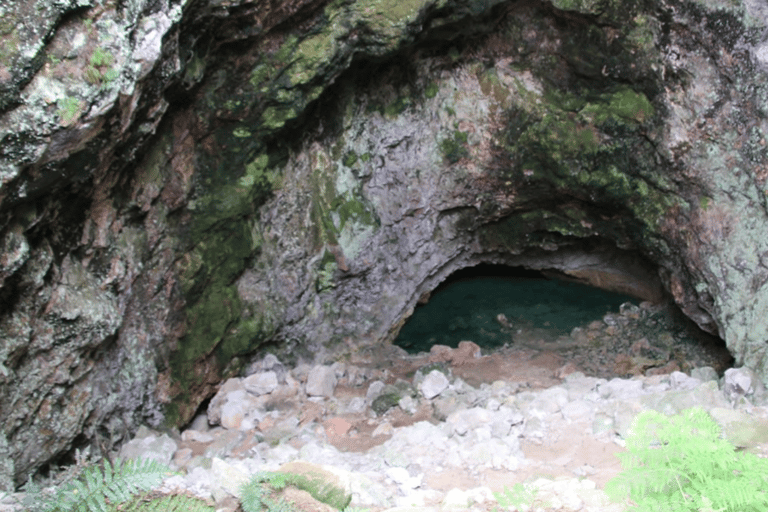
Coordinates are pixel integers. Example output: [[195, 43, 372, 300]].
[[384, 96, 411, 118], [582, 87, 655, 124], [167, 149, 283, 425], [372, 393, 402, 415], [496, 74, 676, 241], [343, 150, 358, 167], [440, 130, 469, 163], [425, 82, 439, 99]]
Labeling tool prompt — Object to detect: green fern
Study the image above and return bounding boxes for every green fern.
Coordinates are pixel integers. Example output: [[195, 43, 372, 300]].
[[492, 483, 539, 511], [605, 406, 768, 512], [239, 473, 294, 512], [19, 458, 175, 512], [116, 492, 214, 511], [239, 471, 352, 512]]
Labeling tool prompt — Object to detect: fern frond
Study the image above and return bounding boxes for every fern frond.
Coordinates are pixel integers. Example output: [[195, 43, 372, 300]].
[[118, 492, 215, 511], [240, 470, 352, 512], [280, 472, 352, 510], [109, 458, 172, 499], [606, 406, 768, 512], [240, 475, 295, 512], [18, 457, 175, 512]]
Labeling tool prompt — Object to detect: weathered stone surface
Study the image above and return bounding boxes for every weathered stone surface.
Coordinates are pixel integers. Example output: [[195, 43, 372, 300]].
[[306, 365, 338, 398], [2, 0, 768, 489], [419, 370, 450, 400], [118, 426, 178, 466], [243, 371, 279, 396]]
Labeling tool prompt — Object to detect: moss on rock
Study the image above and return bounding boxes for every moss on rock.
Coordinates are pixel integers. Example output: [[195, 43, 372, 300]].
[[440, 130, 470, 163]]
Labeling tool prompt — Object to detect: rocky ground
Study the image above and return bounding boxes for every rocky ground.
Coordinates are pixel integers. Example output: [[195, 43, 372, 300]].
[[3, 301, 765, 512]]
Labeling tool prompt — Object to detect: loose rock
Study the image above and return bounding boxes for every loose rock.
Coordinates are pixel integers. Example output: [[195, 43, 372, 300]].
[[4, 325, 762, 512]]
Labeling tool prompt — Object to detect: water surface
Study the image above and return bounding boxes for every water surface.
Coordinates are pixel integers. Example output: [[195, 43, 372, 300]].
[[394, 274, 637, 354]]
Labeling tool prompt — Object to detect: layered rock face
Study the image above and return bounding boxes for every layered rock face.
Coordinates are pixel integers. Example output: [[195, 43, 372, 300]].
[[2, 0, 768, 490]]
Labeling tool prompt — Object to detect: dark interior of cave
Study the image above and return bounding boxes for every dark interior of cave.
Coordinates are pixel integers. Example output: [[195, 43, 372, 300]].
[[393, 263, 734, 377], [394, 264, 638, 353]]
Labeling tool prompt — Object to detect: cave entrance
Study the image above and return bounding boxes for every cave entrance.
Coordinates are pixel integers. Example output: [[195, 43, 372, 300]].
[[394, 263, 638, 354], [393, 263, 734, 379]]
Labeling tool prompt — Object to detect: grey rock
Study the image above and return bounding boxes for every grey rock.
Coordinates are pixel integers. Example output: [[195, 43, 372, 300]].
[[218, 389, 263, 430], [446, 407, 493, 436], [724, 367, 756, 402], [413, 362, 451, 388], [691, 366, 719, 383], [0, 433, 13, 492], [432, 392, 466, 422], [669, 371, 702, 391], [372, 381, 416, 415], [119, 429, 177, 466], [306, 365, 338, 398], [181, 430, 215, 443], [592, 413, 615, 436], [365, 381, 386, 404], [419, 370, 450, 399], [531, 386, 569, 414], [203, 430, 246, 460], [23, 365, 768, 512], [562, 374, 605, 401], [460, 438, 520, 470], [489, 405, 522, 438], [243, 371, 279, 396], [449, 378, 477, 396], [561, 400, 594, 424], [597, 378, 645, 401], [209, 458, 250, 499], [385, 466, 419, 490], [189, 414, 212, 432], [640, 380, 729, 416], [207, 379, 245, 426], [398, 395, 419, 415], [246, 354, 287, 383], [343, 396, 366, 414]]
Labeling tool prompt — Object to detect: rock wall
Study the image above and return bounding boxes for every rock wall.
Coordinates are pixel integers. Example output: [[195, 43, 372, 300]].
[[2, 0, 768, 489]]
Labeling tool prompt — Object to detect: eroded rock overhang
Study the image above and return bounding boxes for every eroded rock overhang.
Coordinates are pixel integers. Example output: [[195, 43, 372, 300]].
[[241, 0, 768, 374]]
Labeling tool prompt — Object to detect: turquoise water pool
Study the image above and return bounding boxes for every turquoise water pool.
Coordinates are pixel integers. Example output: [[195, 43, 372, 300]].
[[394, 268, 637, 354]]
